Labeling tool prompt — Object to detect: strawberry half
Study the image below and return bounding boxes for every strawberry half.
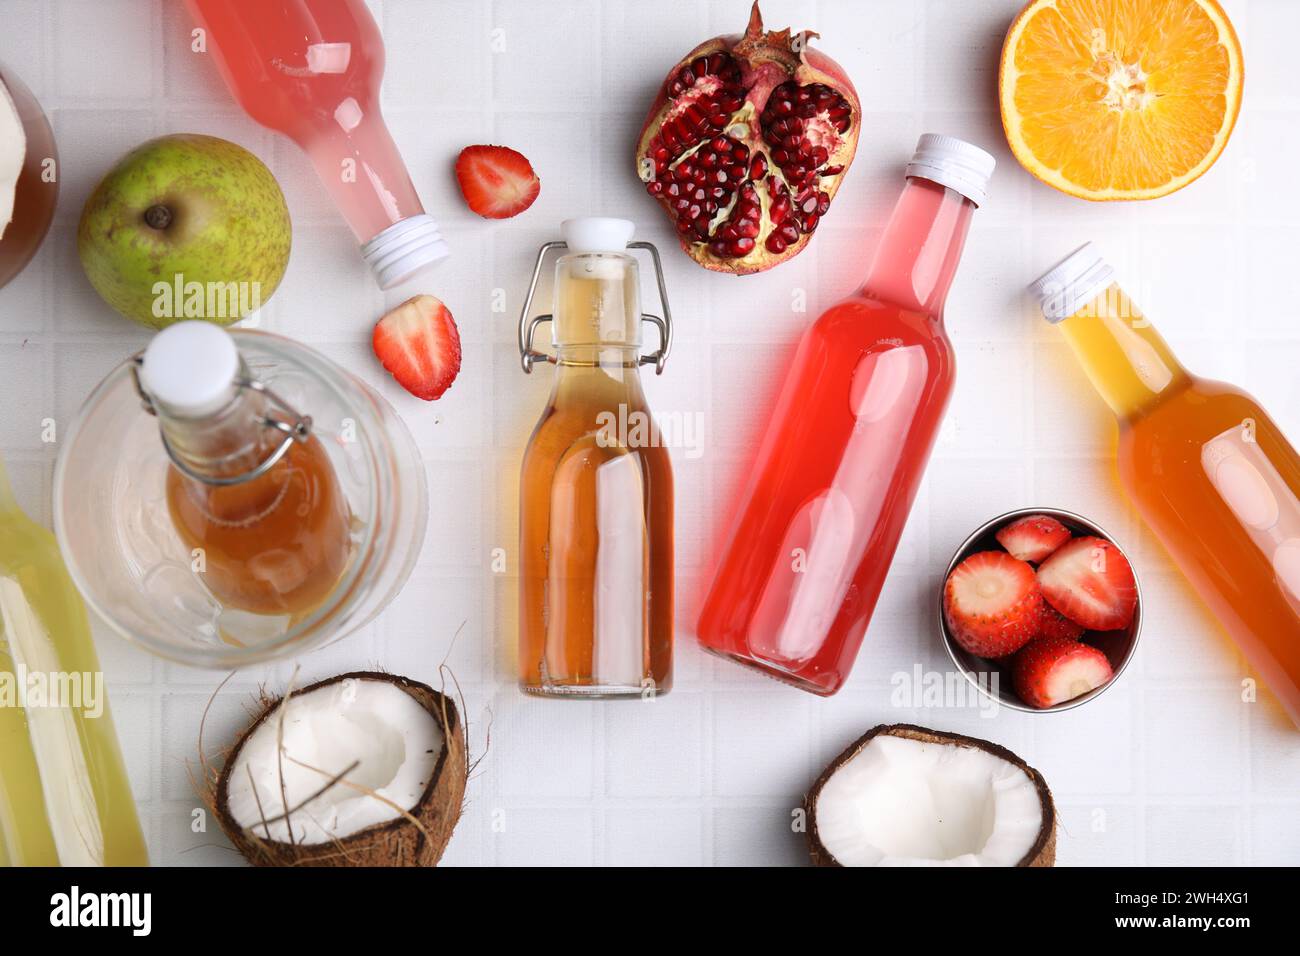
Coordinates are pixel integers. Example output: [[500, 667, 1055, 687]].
[[995, 513, 1071, 563], [372, 294, 462, 401], [1036, 604, 1085, 641], [943, 551, 1043, 658], [1036, 536, 1137, 631], [1012, 635, 1114, 709], [454, 145, 541, 219]]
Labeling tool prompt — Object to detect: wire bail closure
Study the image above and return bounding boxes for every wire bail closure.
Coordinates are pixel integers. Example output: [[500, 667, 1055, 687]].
[[128, 353, 313, 488], [517, 239, 674, 375]]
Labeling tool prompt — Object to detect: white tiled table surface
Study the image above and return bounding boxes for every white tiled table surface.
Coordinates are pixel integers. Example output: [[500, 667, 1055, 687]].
[[2, 0, 1298, 867]]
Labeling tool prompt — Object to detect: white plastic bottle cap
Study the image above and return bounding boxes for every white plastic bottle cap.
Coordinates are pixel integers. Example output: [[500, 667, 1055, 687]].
[[561, 217, 636, 254], [1027, 242, 1116, 323], [140, 320, 240, 418], [905, 133, 997, 207], [361, 213, 451, 290]]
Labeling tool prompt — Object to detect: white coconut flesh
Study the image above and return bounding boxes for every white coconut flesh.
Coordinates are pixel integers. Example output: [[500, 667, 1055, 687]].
[[0, 80, 27, 239], [225, 679, 443, 846], [814, 734, 1044, 866]]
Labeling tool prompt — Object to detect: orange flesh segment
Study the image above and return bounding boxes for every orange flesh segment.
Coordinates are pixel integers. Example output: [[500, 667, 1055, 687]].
[[1002, 0, 1241, 198]]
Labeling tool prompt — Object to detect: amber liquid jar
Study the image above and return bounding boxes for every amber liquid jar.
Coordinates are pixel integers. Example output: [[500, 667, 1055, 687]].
[[518, 247, 674, 698], [0, 64, 57, 289]]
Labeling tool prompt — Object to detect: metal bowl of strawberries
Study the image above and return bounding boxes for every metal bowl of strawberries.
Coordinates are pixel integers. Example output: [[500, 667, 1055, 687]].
[[939, 507, 1142, 714]]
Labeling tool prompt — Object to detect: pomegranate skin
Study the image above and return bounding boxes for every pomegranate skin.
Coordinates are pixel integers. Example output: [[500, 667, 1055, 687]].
[[635, 1, 861, 275]]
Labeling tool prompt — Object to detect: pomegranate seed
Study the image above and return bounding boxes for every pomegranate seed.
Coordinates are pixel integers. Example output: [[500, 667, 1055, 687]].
[[801, 195, 818, 214], [766, 234, 787, 254], [774, 98, 793, 116], [779, 222, 800, 244], [811, 146, 829, 167], [770, 198, 791, 222], [823, 165, 844, 176], [772, 148, 790, 165], [711, 136, 730, 152], [726, 163, 746, 181], [692, 57, 709, 78], [732, 141, 749, 160], [647, 181, 664, 196], [817, 191, 831, 215], [666, 182, 681, 198], [737, 218, 760, 239], [731, 237, 755, 255], [709, 238, 728, 257], [802, 213, 820, 233], [749, 154, 767, 180]]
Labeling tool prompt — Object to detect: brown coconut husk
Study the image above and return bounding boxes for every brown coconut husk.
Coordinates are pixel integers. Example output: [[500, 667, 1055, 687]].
[[209, 670, 467, 867], [805, 723, 1056, 867]]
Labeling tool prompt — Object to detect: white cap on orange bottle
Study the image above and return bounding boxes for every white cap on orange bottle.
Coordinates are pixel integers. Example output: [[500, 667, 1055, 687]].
[[1028, 242, 1116, 323]]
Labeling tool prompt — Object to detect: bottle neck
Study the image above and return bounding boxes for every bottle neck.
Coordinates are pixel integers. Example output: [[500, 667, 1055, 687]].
[[861, 177, 975, 315], [157, 387, 279, 482], [1055, 284, 1192, 419], [302, 102, 427, 244]]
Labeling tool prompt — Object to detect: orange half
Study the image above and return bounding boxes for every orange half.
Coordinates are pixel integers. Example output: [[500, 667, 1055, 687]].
[[999, 0, 1244, 201]]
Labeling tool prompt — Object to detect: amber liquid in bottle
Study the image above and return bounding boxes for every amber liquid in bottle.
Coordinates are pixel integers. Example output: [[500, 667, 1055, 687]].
[[162, 386, 352, 618], [519, 254, 673, 697]]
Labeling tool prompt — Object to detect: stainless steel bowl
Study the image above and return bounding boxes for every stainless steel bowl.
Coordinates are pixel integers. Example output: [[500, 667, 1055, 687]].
[[939, 506, 1142, 714]]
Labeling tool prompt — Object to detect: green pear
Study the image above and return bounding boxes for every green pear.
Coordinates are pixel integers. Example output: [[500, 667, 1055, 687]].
[[77, 133, 291, 329]]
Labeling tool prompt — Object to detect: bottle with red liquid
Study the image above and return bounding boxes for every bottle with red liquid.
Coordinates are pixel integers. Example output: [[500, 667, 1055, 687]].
[[697, 134, 995, 696], [185, 0, 448, 288]]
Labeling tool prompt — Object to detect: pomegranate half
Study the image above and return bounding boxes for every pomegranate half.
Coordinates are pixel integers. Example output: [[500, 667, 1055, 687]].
[[635, 2, 861, 275]]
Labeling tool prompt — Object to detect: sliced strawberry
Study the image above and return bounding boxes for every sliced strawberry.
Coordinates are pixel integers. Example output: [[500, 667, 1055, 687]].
[[454, 145, 541, 219], [995, 513, 1071, 563], [943, 551, 1043, 658], [1012, 635, 1114, 708], [372, 294, 462, 401], [1036, 536, 1137, 631], [1036, 604, 1085, 641]]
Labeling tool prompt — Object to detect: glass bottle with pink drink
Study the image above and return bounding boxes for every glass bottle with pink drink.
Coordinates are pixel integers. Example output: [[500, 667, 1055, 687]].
[[185, 0, 448, 288], [697, 134, 995, 695]]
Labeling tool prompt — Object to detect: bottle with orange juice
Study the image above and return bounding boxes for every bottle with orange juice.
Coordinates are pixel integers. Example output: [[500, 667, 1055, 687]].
[[1030, 244, 1300, 727]]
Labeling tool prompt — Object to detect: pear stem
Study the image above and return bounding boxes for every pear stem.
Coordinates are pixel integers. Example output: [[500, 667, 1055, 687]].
[[143, 204, 173, 230]]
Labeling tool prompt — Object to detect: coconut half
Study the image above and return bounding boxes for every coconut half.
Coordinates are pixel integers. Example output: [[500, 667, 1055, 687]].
[[807, 724, 1055, 867], [213, 671, 466, 867], [0, 78, 27, 240]]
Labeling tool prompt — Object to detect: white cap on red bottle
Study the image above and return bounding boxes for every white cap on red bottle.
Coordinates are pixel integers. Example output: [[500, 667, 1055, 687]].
[[362, 214, 451, 290], [140, 321, 240, 418], [905, 133, 997, 207], [1028, 242, 1116, 323]]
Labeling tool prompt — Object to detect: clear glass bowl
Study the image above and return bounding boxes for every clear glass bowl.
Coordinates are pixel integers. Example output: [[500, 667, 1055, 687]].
[[54, 329, 427, 668]]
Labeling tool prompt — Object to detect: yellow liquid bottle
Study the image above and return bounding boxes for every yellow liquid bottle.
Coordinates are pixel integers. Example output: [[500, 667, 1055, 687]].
[[0, 456, 148, 865], [1031, 245, 1300, 727], [517, 219, 674, 697]]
